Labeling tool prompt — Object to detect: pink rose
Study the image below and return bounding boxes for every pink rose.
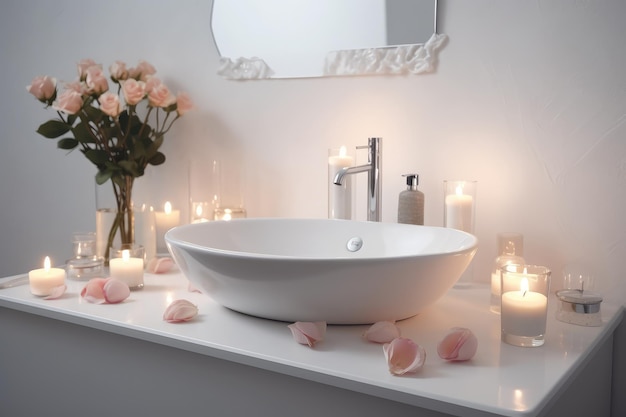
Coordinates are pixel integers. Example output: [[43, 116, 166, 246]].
[[175, 92, 193, 116], [109, 60, 129, 82], [144, 76, 161, 93], [53, 89, 83, 114], [26, 75, 57, 103], [148, 82, 174, 108], [129, 60, 156, 81], [121, 79, 146, 105], [77, 58, 99, 80], [99, 92, 121, 117], [64, 81, 87, 95], [85, 66, 109, 95]]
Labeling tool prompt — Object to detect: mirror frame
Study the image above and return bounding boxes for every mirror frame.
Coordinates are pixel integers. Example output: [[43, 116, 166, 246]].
[[213, 0, 447, 80]]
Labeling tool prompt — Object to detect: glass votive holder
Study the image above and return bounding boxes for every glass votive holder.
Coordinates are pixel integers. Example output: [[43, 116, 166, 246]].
[[500, 264, 551, 347], [214, 206, 247, 221], [490, 232, 525, 313], [190, 201, 213, 223], [443, 180, 477, 233], [66, 232, 104, 281], [109, 244, 145, 290], [328, 146, 354, 220]]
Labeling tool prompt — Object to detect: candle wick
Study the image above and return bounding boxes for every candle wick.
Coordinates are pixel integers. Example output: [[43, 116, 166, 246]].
[[522, 290, 527, 297]]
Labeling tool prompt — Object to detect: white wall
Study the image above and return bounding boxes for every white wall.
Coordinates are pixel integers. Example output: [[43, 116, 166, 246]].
[[1, 0, 624, 307]]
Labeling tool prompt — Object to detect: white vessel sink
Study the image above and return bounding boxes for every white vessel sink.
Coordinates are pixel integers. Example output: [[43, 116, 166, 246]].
[[165, 218, 478, 324]]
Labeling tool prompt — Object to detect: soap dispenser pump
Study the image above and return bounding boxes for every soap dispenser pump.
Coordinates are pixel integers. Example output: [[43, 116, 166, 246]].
[[397, 174, 425, 225]]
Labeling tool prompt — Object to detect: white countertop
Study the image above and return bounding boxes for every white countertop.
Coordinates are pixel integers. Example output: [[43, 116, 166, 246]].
[[0, 269, 622, 417]]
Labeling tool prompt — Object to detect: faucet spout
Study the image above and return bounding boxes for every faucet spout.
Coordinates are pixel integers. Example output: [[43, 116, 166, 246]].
[[332, 137, 382, 222], [333, 164, 370, 185]]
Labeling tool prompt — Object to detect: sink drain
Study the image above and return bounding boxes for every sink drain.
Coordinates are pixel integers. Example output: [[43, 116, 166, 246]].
[[346, 237, 363, 252]]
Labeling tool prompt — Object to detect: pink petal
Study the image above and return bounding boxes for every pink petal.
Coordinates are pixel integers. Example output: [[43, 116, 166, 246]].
[[103, 278, 130, 304], [437, 327, 478, 361], [187, 281, 201, 293], [383, 337, 426, 375], [43, 284, 67, 300], [363, 321, 401, 343], [147, 256, 175, 274], [80, 278, 109, 304], [163, 299, 198, 323], [288, 321, 327, 347]]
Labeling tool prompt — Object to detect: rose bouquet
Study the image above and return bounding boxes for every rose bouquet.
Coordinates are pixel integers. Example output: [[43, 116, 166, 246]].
[[27, 59, 193, 261]]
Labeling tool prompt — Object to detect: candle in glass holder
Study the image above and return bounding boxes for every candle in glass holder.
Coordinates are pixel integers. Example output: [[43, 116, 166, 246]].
[[500, 264, 551, 347], [155, 201, 180, 253], [29, 256, 66, 296], [109, 246, 145, 290], [328, 146, 354, 220]]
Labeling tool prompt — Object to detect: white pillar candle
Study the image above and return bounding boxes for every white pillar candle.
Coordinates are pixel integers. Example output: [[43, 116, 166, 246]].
[[501, 277, 548, 337], [444, 185, 474, 233], [328, 146, 353, 220], [154, 201, 180, 253], [109, 249, 144, 289], [29, 256, 66, 296]]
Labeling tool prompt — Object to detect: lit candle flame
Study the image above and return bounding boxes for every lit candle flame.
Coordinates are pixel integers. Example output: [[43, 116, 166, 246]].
[[195, 204, 203, 217], [455, 184, 464, 195], [520, 277, 529, 297], [164, 201, 172, 215], [339, 145, 347, 157], [122, 249, 130, 261], [43, 256, 51, 271]]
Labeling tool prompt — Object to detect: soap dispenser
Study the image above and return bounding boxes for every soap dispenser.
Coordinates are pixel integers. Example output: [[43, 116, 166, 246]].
[[397, 174, 425, 225]]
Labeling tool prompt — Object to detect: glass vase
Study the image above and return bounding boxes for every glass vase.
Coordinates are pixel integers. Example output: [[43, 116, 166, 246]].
[[95, 177, 156, 264]]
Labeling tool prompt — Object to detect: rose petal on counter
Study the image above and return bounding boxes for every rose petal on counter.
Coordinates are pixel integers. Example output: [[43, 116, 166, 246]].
[[163, 299, 198, 323], [383, 337, 426, 375], [288, 321, 327, 347], [437, 327, 478, 361], [363, 321, 401, 343], [187, 282, 201, 293], [81, 278, 129, 304], [43, 284, 67, 300], [103, 278, 130, 304], [80, 278, 109, 304], [147, 256, 175, 274]]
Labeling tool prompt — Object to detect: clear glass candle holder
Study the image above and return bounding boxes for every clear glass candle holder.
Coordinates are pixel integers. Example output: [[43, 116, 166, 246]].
[[66, 232, 104, 281], [500, 264, 551, 347], [328, 146, 354, 220], [444, 180, 477, 287], [443, 180, 477, 233], [109, 244, 145, 290], [490, 232, 525, 313]]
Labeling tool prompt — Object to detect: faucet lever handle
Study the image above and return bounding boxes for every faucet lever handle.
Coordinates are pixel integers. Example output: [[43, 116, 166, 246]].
[[355, 145, 369, 150]]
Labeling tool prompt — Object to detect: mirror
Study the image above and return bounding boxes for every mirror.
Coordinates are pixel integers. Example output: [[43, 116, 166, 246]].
[[212, 0, 446, 80]]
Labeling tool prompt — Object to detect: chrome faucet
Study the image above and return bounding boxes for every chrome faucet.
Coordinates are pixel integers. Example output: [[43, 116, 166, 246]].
[[333, 137, 382, 222]]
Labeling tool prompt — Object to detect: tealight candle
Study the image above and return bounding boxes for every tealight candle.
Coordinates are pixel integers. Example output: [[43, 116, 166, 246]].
[[328, 146, 354, 220], [154, 201, 180, 253], [500, 264, 551, 347], [109, 247, 144, 290], [29, 256, 66, 296]]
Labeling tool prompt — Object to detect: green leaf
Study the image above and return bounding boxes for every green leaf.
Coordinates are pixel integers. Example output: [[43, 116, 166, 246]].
[[57, 138, 79, 150], [72, 122, 96, 144], [83, 149, 109, 165], [95, 169, 112, 185], [118, 160, 140, 177], [37, 120, 71, 138], [148, 152, 166, 166]]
